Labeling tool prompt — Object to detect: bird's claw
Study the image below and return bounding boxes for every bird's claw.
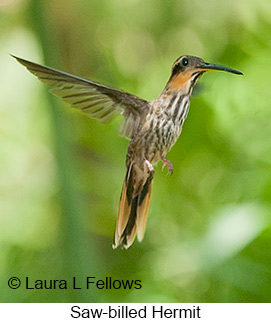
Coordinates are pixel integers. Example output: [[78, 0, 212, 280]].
[[161, 158, 173, 175]]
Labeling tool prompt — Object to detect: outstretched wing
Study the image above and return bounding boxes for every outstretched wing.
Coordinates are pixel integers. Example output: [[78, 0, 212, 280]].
[[13, 55, 149, 138]]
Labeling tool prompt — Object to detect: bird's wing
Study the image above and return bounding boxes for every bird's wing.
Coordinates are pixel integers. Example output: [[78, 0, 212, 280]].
[[13, 55, 149, 139]]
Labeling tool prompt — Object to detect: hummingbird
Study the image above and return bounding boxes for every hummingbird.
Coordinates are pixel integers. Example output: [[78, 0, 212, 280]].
[[13, 54, 242, 249]]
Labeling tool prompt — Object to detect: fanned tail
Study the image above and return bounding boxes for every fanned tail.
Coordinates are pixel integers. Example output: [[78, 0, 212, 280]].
[[113, 165, 153, 249]]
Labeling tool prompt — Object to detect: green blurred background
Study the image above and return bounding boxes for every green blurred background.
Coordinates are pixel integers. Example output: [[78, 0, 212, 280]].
[[1, 0, 271, 302]]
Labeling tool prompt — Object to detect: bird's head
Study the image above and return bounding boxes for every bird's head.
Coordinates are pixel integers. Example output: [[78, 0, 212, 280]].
[[166, 55, 243, 94]]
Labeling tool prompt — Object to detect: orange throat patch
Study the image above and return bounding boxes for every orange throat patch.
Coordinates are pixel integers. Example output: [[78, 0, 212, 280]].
[[169, 71, 192, 93]]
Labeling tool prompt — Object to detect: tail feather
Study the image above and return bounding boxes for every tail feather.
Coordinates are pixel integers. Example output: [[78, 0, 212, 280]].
[[136, 177, 153, 242], [113, 165, 153, 249], [114, 182, 130, 242]]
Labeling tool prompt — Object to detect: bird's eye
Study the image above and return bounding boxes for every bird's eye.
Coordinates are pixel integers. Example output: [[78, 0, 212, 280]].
[[172, 57, 189, 74], [182, 58, 189, 66]]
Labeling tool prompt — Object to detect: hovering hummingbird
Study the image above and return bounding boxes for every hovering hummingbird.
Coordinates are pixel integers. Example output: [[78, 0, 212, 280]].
[[13, 54, 242, 249]]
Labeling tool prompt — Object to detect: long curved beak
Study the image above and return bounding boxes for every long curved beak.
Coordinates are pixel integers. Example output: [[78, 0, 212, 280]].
[[198, 62, 243, 75]]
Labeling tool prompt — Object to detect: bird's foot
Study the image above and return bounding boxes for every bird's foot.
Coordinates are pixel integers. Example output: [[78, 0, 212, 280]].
[[144, 159, 154, 174], [161, 157, 173, 175]]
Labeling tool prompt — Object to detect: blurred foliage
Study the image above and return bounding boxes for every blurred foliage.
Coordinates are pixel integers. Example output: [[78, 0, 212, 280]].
[[1, 0, 271, 303]]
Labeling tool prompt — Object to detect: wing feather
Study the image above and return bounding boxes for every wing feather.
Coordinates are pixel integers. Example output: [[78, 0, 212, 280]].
[[13, 55, 149, 137]]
